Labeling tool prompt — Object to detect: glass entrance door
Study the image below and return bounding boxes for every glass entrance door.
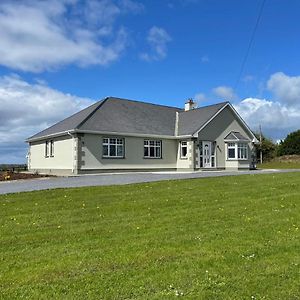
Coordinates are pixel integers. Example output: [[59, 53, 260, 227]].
[[203, 141, 212, 168]]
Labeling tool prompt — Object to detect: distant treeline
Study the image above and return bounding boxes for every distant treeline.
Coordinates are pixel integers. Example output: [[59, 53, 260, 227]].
[[0, 164, 27, 172]]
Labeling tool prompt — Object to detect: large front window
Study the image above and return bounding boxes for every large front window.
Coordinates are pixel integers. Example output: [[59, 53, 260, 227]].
[[103, 138, 124, 158], [144, 140, 161, 158], [227, 143, 248, 160]]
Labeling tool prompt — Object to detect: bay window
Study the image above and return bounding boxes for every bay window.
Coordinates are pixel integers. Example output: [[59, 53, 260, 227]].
[[227, 142, 248, 160]]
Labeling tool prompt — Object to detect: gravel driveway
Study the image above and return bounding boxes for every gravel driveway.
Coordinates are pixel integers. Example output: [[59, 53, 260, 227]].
[[0, 169, 299, 195]]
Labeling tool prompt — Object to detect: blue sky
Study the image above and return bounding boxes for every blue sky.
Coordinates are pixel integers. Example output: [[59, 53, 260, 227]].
[[0, 0, 299, 163]]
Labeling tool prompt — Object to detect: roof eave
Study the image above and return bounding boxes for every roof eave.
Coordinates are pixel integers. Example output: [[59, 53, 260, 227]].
[[26, 130, 76, 143]]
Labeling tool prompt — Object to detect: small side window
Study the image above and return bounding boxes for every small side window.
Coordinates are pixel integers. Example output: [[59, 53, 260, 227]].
[[180, 141, 188, 158], [50, 140, 54, 157], [45, 141, 49, 157]]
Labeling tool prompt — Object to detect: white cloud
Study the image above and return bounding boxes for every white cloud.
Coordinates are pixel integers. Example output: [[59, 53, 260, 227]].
[[235, 98, 300, 140], [0, 75, 94, 163], [0, 0, 143, 72], [140, 26, 171, 62], [212, 86, 237, 101], [267, 72, 300, 107], [194, 93, 206, 103]]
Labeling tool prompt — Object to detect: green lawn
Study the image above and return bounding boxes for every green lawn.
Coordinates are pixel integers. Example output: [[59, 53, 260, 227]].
[[1, 173, 300, 299], [258, 161, 300, 169]]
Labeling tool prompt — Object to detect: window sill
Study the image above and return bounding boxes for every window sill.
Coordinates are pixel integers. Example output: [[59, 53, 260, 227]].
[[102, 156, 125, 159], [226, 158, 248, 161], [143, 157, 162, 159], [180, 157, 188, 160]]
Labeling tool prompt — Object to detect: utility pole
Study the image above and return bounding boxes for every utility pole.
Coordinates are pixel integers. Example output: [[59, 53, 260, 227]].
[[259, 124, 263, 164]]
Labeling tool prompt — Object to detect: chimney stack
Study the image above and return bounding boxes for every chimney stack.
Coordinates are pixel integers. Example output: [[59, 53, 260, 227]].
[[185, 98, 197, 111]]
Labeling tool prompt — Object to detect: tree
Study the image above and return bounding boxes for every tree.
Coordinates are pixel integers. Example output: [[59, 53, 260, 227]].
[[254, 133, 277, 162], [277, 129, 300, 156]]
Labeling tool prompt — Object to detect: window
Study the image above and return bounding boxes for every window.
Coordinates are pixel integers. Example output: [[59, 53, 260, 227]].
[[103, 138, 124, 158], [144, 140, 161, 158], [45, 141, 49, 157], [227, 143, 236, 159], [180, 141, 188, 158], [50, 140, 54, 157], [238, 143, 248, 159], [227, 143, 248, 160], [45, 140, 54, 158]]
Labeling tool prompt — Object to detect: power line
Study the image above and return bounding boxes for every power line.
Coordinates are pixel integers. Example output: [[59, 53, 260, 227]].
[[234, 0, 266, 90]]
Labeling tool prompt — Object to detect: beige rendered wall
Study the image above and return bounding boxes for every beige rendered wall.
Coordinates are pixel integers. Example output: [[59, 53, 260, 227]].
[[29, 135, 74, 172], [197, 106, 254, 169], [176, 140, 195, 170], [79, 134, 178, 171]]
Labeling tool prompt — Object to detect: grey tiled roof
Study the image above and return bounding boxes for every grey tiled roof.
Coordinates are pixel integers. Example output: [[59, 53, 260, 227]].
[[27, 97, 230, 140], [177, 102, 228, 135], [79, 97, 181, 136], [224, 131, 250, 141], [28, 100, 104, 140]]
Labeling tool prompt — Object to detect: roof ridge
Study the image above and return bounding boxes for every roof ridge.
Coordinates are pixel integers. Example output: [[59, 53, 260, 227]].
[[76, 97, 108, 130], [178, 101, 229, 114], [108, 96, 183, 111]]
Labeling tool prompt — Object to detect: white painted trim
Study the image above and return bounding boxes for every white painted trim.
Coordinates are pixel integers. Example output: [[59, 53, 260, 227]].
[[175, 111, 179, 136], [27, 129, 192, 143], [192, 102, 259, 144], [223, 130, 250, 142], [75, 130, 191, 140], [192, 103, 230, 137], [227, 103, 259, 143], [26, 130, 76, 142]]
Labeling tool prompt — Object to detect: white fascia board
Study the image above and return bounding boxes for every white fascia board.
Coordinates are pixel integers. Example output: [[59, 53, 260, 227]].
[[27, 129, 193, 143], [192, 102, 259, 143], [192, 103, 230, 137], [26, 130, 76, 143], [224, 139, 250, 143], [75, 129, 191, 140]]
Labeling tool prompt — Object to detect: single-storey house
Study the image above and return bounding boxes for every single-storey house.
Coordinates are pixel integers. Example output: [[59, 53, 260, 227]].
[[26, 97, 258, 175]]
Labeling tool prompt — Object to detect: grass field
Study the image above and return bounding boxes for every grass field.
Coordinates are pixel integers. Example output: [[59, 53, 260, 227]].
[[1, 173, 300, 299]]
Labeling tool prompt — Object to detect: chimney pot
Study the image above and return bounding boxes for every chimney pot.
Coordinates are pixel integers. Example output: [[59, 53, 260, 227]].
[[185, 98, 197, 111]]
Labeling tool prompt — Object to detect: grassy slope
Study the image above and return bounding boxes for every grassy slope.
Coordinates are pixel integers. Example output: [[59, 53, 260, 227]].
[[0, 173, 300, 299], [258, 161, 300, 169]]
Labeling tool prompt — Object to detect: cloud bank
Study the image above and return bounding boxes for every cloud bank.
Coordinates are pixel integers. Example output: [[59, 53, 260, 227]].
[[0, 75, 94, 163], [0, 0, 144, 72]]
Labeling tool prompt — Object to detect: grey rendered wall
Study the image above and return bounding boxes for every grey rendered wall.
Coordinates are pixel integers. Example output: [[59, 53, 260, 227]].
[[29, 135, 74, 174], [79, 134, 178, 171], [197, 106, 253, 169]]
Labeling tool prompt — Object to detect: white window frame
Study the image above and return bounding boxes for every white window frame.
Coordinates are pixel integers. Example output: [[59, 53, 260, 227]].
[[45, 141, 49, 158], [144, 140, 162, 159], [50, 140, 54, 157], [226, 142, 248, 160], [238, 143, 248, 159], [102, 137, 125, 158], [180, 141, 188, 159]]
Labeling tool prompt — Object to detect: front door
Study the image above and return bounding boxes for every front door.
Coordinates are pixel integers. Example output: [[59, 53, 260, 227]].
[[203, 141, 212, 168]]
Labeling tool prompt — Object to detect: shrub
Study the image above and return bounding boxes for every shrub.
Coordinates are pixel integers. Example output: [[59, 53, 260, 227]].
[[278, 130, 300, 156]]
